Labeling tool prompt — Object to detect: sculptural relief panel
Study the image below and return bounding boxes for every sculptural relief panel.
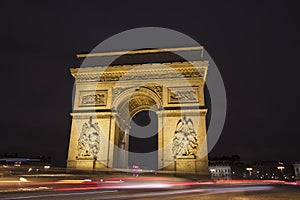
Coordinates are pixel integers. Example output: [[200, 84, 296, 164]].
[[168, 86, 199, 104], [79, 90, 107, 107], [77, 117, 101, 159], [172, 115, 198, 158]]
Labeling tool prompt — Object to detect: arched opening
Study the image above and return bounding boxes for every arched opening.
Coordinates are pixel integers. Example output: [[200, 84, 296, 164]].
[[128, 110, 158, 170], [112, 87, 162, 170]]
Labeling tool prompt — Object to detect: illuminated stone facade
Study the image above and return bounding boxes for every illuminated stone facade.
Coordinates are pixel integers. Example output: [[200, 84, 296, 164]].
[[67, 47, 209, 175]]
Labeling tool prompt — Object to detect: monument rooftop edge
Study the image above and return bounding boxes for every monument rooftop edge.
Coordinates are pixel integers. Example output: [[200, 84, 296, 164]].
[[75, 46, 207, 68]]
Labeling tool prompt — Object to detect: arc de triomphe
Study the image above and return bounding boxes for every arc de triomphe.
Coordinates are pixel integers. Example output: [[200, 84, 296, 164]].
[[67, 46, 209, 175]]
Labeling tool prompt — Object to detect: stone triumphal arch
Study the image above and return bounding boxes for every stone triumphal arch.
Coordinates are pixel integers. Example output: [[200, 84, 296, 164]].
[[67, 46, 209, 175]]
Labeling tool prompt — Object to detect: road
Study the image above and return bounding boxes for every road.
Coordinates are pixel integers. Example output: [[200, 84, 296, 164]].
[[0, 168, 299, 200], [0, 184, 299, 200]]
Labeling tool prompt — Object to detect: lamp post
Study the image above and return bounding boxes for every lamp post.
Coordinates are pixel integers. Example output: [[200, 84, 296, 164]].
[[246, 167, 253, 179], [209, 169, 216, 179], [277, 166, 285, 179]]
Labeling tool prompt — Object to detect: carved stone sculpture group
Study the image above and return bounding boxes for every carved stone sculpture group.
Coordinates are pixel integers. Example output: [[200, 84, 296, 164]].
[[77, 117, 100, 159], [172, 115, 198, 158]]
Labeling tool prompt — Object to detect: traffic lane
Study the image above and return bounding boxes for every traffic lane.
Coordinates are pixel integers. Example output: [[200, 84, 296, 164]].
[[0, 184, 296, 200], [165, 185, 300, 200], [0, 190, 118, 200]]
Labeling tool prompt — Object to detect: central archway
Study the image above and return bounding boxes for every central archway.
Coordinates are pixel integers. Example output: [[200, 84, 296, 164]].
[[129, 110, 158, 170], [112, 86, 162, 170]]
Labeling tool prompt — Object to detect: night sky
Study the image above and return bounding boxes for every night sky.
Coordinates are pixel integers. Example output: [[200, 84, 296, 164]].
[[0, 1, 299, 166]]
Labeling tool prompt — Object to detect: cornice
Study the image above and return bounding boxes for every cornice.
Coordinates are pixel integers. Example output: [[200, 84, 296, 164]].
[[163, 109, 208, 117], [76, 46, 204, 58], [70, 112, 113, 119]]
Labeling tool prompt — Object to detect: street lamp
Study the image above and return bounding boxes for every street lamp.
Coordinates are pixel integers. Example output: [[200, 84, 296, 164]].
[[246, 167, 253, 178], [277, 166, 285, 179], [209, 169, 216, 179]]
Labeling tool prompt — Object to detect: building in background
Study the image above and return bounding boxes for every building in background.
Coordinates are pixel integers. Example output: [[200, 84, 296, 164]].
[[209, 155, 244, 179], [209, 156, 295, 180], [209, 161, 231, 180], [0, 155, 52, 177], [293, 161, 300, 180], [0, 155, 51, 167], [250, 161, 294, 180]]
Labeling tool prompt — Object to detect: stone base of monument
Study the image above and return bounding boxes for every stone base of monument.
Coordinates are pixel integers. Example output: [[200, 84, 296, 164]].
[[70, 157, 108, 171], [175, 156, 209, 177], [75, 159, 94, 170]]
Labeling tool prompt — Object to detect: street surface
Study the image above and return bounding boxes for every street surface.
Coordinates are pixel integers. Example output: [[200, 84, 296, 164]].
[[0, 167, 299, 199], [0, 179, 299, 200]]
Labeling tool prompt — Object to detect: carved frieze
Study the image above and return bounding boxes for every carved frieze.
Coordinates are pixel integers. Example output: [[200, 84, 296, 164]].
[[73, 66, 207, 83], [168, 86, 199, 104], [172, 116, 198, 158], [79, 90, 107, 107], [77, 117, 101, 159]]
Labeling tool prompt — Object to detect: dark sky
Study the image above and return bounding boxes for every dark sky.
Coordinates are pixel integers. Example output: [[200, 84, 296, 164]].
[[0, 1, 299, 166]]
